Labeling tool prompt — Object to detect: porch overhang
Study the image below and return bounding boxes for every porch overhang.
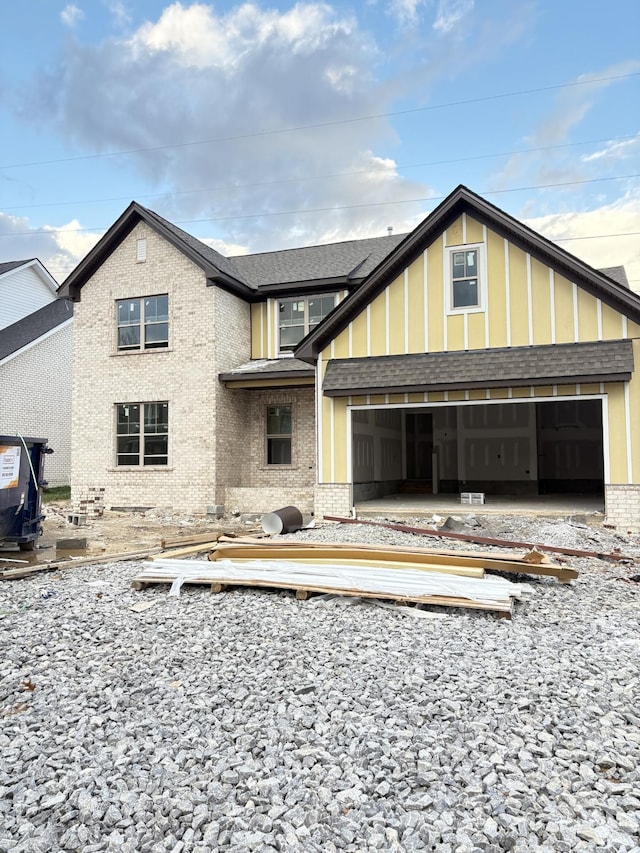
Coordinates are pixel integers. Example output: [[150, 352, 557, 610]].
[[219, 357, 315, 389], [322, 340, 634, 397]]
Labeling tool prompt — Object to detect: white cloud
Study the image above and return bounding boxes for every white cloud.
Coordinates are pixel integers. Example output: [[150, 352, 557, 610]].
[[581, 135, 640, 163], [0, 213, 103, 283], [203, 237, 249, 257], [60, 4, 84, 27], [131, 2, 358, 71], [26, 1, 438, 251], [103, 1, 131, 28], [17, 0, 538, 255], [527, 193, 640, 293], [433, 0, 474, 34], [491, 61, 640, 202], [389, 0, 426, 26]]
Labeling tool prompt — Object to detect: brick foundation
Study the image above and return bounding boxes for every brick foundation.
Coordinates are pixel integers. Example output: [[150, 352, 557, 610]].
[[314, 483, 353, 522], [605, 484, 640, 531]]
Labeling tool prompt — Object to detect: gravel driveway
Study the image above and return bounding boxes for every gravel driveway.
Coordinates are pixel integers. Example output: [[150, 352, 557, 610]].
[[1, 519, 639, 852]]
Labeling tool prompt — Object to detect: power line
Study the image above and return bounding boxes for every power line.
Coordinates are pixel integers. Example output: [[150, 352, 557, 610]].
[[3, 133, 638, 213], [1, 72, 639, 171], [3, 174, 638, 237], [39, 231, 640, 276]]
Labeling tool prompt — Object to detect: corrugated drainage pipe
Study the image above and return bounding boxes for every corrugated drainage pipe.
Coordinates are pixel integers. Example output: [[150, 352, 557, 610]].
[[262, 505, 304, 535]]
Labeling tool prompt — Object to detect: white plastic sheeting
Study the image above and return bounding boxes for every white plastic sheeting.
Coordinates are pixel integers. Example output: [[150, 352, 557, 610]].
[[140, 558, 534, 607]]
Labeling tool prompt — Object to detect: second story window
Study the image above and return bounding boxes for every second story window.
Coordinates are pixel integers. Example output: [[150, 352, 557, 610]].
[[278, 294, 336, 352], [117, 295, 168, 351], [446, 245, 484, 313]]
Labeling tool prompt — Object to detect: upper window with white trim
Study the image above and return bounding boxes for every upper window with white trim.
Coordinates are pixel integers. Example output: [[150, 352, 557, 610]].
[[446, 245, 484, 313], [117, 295, 168, 351], [278, 294, 337, 352]]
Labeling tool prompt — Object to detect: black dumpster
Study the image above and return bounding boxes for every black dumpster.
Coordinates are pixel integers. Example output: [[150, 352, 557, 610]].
[[0, 436, 51, 550]]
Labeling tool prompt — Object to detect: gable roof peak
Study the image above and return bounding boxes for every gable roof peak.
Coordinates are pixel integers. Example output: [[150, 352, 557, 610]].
[[59, 200, 252, 301], [295, 185, 640, 362]]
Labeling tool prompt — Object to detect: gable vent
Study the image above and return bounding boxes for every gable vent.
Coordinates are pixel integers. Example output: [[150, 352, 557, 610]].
[[136, 238, 147, 263]]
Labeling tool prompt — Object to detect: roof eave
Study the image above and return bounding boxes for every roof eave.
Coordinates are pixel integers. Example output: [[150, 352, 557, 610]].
[[59, 201, 249, 301], [323, 372, 632, 397], [219, 368, 315, 383], [256, 275, 354, 297]]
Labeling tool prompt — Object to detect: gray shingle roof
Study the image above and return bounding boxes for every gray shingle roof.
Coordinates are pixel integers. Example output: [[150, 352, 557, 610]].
[[598, 266, 629, 288], [219, 357, 314, 383], [0, 260, 34, 276], [322, 340, 634, 396], [0, 299, 73, 362], [139, 206, 251, 287], [231, 234, 406, 288]]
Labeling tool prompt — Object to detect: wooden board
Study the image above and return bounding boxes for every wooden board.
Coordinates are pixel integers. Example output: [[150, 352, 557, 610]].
[[215, 535, 556, 564], [211, 541, 576, 583], [130, 573, 514, 615], [212, 546, 484, 578], [151, 542, 220, 560], [0, 547, 160, 581]]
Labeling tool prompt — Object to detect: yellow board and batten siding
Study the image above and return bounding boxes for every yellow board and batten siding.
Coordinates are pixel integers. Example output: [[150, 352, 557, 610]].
[[318, 214, 639, 484]]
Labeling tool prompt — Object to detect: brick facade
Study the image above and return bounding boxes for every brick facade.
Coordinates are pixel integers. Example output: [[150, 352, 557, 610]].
[[314, 483, 353, 521], [224, 387, 316, 514], [71, 222, 251, 513], [70, 223, 321, 516], [605, 484, 640, 531]]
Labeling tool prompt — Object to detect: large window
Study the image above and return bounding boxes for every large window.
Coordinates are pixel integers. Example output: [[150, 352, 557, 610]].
[[447, 246, 483, 311], [117, 295, 168, 351], [266, 405, 292, 465], [278, 294, 336, 352], [116, 402, 168, 466]]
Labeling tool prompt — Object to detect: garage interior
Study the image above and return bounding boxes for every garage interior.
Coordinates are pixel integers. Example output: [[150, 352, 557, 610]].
[[351, 398, 605, 516]]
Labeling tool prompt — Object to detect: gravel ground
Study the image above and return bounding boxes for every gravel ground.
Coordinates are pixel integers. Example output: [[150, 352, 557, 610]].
[[1, 517, 639, 853]]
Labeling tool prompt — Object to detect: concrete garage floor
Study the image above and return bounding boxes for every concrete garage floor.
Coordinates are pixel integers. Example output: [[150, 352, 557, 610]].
[[354, 492, 605, 520]]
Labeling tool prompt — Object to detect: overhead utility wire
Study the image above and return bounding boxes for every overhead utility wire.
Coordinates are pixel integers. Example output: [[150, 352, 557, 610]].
[[4, 133, 638, 213], [5, 174, 639, 238], [1, 72, 639, 171], [40, 230, 640, 278]]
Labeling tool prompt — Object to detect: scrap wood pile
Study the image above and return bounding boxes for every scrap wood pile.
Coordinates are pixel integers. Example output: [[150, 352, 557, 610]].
[[132, 535, 580, 618]]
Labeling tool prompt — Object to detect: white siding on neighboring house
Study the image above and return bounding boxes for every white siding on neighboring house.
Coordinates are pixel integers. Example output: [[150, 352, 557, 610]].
[[0, 263, 58, 330], [0, 321, 73, 486]]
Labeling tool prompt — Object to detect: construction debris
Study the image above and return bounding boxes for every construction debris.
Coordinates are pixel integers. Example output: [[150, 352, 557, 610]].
[[212, 536, 578, 583], [133, 548, 537, 616], [0, 547, 159, 581], [323, 515, 627, 562]]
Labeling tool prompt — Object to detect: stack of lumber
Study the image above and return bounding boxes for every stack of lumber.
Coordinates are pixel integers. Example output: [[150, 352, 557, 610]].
[[211, 536, 578, 583], [131, 536, 563, 615]]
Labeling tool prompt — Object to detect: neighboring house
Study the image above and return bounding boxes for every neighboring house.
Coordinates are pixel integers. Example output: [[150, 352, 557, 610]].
[[60, 186, 640, 527], [0, 260, 73, 486]]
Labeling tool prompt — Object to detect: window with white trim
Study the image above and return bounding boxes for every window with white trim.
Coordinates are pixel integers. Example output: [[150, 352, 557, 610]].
[[116, 402, 168, 466], [266, 404, 292, 464], [446, 245, 483, 311], [278, 294, 337, 352], [117, 295, 168, 351]]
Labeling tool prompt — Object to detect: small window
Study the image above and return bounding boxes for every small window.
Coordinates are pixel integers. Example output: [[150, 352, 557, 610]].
[[116, 402, 168, 466], [266, 404, 292, 464], [447, 245, 483, 312], [117, 295, 168, 351], [278, 294, 337, 352]]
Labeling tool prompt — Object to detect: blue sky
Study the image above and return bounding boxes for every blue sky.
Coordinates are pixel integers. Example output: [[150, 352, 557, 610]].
[[1, 0, 639, 287]]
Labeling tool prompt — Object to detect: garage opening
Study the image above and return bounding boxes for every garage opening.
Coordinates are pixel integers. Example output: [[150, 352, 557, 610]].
[[351, 398, 604, 507]]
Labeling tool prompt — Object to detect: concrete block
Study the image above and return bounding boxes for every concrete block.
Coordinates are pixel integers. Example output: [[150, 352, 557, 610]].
[[57, 537, 87, 550]]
